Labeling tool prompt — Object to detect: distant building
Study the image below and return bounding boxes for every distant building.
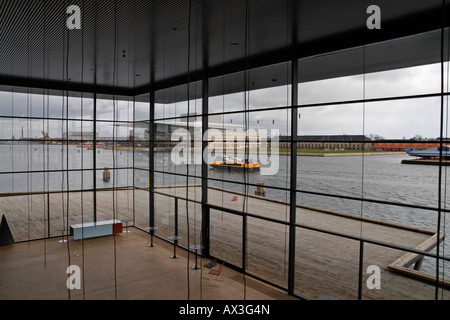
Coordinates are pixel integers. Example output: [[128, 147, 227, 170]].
[[146, 120, 262, 151], [64, 131, 99, 141], [278, 135, 373, 151], [372, 142, 440, 152]]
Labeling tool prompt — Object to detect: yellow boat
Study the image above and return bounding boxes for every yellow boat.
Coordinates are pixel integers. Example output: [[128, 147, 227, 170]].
[[209, 156, 260, 172]]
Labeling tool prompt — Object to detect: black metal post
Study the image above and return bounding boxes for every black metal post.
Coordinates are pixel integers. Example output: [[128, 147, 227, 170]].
[[93, 92, 97, 222], [47, 192, 50, 237], [170, 197, 180, 259], [149, 90, 155, 231], [358, 240, 364, 300]]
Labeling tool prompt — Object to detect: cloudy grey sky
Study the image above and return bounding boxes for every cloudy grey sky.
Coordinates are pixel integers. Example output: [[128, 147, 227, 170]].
[[0, 62, 447, 140], [297, 62, 443, 139], [153, 62, 445, 140]]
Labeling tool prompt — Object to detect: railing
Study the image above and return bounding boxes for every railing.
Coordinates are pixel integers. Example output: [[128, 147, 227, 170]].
[[147, 186, 450, 300]]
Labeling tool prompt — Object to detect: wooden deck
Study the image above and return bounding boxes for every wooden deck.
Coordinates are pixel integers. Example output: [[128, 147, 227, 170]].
[[1, 186, 449, 300]]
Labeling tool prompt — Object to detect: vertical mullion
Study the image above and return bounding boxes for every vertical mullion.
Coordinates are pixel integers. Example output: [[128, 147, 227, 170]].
[[288, 0, 298, 296], [93, 93, 97, 222], [93, 1, 98, 223], [132, 97, 135, 223], [148, 6, 156, 234], [201, 0, 210, 257], [436, 0, 446, 300], [288, 58, 298, 295], [149, 90, 155, 229]]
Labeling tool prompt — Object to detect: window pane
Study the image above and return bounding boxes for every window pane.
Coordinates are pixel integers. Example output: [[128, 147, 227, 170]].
[[210, 209, 242, 268], [247, 217, 289, 287]]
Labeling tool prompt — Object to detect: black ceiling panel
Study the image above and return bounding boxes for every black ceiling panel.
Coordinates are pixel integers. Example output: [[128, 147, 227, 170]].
[[0, 0, 448, 102]]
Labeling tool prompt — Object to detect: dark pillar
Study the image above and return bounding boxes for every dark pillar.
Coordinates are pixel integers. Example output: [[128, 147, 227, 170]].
[[0, 215, 14, 246], [149, 90, 155, 230], [93, 92, 97, 222]]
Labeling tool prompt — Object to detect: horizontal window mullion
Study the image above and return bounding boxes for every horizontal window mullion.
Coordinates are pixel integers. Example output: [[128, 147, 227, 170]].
[[0, 166, 134, 175], [152, 91, 447, 123], [151, 168, 448, 213], [0, 186, 133, 198], [0, 115, 135, 124], [206, 198, 450, 263], [294, 221, 450, 263], [296, 188, 450, 213]]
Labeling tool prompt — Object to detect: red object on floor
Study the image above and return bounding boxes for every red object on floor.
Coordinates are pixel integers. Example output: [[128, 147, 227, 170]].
[[231, 196, 238, 201], [113, 222, 123, 234]]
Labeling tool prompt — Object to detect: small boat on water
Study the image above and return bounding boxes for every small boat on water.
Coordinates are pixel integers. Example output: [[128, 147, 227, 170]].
[[209, 156, 260, 172], [406, 145, 450, 159]]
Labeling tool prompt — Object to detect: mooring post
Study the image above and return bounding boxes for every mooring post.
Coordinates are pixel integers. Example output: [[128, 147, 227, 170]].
[[103, 167, 110, 182], [414, 256, 424, 271], [255, 182, 266, 197]]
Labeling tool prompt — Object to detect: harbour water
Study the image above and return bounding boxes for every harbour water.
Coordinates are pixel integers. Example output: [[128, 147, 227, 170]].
[[0, 144, 449, 278]]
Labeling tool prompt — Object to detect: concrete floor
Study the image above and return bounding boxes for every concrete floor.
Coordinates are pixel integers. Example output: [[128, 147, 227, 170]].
[[0, 228, 298, 300]]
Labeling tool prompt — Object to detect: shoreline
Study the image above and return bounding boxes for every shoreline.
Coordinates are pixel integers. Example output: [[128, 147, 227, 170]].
[[111, 146, 407, 157], [0, 143, 408, 157], [281, 151, 406, 157]]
